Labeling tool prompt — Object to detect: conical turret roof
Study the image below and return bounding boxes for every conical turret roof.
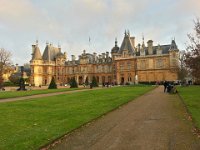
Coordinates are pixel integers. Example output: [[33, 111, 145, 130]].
[[32, 45, 42, 60]]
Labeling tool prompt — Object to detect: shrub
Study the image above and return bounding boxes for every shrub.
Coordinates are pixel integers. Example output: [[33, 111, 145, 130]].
[[70, 77, 78, 88], [91, 76, 98, 87], [125, 82, 130, 85], [85, 77, 89, 86], [48, 77, 57, 89], [3, 81, 15, 87]]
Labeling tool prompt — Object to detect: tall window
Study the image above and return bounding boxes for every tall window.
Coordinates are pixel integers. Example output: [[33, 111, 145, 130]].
[[140, 60, 146, 69], [127, 61, 131, 70], [128, 73, 132, 82], [120, 62, 124, 71], [156, 58, 164, 68]]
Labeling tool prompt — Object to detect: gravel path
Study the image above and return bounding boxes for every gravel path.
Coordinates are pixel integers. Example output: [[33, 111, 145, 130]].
[[49, 86, 200, 150]]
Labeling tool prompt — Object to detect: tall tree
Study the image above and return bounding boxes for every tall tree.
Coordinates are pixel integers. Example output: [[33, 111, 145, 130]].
[[178, 50, 188, 82], [185, 18, 200, 84], [0, 48, 12, 88]]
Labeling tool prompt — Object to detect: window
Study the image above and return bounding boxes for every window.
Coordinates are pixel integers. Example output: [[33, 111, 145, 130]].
[[156, 58, 164, 68], [120, 62, 124, 71], [120, 64, 124, 71], [127, 61, 131, 70], [140, 60, 146, 69], [128, 73, 132, 82]]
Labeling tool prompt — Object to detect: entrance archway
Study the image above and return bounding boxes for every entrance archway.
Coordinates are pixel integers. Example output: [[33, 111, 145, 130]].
[[96, 76, 99, 84], [102, 76, 105, 84], [79, 76, 83, 85], [121, 77, 124, 85]]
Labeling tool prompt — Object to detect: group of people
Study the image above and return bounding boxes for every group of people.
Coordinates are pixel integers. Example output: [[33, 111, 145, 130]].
[[163, 81, 177, 94]]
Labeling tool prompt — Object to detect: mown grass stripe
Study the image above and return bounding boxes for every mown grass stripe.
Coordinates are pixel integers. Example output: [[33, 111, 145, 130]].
[[0, 85, 154, 150]]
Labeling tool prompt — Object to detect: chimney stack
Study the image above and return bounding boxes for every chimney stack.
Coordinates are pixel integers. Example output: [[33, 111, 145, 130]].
[[106, 52, 109, 58], [102, 53, 105, 58], [71, 55, 76, 61], [147, 40, 153, 55]]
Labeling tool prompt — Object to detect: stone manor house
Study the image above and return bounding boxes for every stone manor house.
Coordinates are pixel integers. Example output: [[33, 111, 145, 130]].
[[30, 31, 179, 86]]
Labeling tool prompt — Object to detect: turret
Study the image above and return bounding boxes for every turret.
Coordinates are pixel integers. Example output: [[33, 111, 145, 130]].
[[31, 41, 42, 60], [169, 39, 179, 67], [170, 39, 178, 50]]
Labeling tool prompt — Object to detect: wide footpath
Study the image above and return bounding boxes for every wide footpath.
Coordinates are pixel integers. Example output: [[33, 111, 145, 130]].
[[49, 86, 200, 150]]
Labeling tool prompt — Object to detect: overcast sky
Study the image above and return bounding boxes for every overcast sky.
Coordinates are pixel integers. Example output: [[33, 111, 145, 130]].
[[0, 0, 200, 65]]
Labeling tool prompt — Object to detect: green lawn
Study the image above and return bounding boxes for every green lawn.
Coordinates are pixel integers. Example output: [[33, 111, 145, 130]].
[[0, 85, 154, 150], [0, 88, 82, 99], [177, 86, 200, 129]]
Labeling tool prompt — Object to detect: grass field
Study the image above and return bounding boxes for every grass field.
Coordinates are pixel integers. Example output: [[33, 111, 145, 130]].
[[0, 88, 82, 99], [0, 85, 153, 150], [177, 86, 200, 129]]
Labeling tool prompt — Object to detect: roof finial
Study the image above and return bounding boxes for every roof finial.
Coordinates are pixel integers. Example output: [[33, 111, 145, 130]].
[[142, 33, 145, 47], [46, 41, 49, 45], [142, 33, 144, 43], [127, 30, 130, 36], [115, 37, 118, 47]]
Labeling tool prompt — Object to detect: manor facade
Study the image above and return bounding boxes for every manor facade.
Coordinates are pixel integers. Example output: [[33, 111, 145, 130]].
[[30, 31, 179, 86]]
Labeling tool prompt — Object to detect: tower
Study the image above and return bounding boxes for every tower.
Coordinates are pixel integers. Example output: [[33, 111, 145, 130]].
[[30, 40, 43, 86], [169, 39, 179, 68]]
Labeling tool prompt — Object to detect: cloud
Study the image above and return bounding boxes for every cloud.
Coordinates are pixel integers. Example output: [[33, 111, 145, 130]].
[[0, 0, 200, 64]]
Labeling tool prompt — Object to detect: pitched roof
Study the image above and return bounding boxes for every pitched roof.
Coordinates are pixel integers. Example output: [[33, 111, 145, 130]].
[[118, 35, 135, 54], [42, 44, 60, 61], [32, 45, 42, 60], [170, 40, 178, 50], [140, 44, 171, 55]]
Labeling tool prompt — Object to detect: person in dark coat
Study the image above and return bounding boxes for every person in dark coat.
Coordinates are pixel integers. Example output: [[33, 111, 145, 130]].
[[163, 81, 168, 93]]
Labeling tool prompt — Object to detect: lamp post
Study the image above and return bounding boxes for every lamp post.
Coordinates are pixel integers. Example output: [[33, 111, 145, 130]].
[[17, 66, 26, 91]]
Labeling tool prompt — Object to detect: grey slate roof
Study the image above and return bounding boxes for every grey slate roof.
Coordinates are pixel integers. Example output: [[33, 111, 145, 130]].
[[42, 44, 60, 61], [111, 46, 119, 53], [118, 36, 135, 54], [32, 46, 42, 60], [112, 32, 178, 56]]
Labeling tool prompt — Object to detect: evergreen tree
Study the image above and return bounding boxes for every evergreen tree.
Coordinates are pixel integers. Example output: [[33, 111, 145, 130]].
[[70, 77, 78, 88], [48, 77, 57, 89], [91, 76, 98, 87], [85, 77, 89, 86]]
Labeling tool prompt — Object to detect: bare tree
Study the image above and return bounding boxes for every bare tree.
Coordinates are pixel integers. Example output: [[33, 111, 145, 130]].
[[0, 48, 12, 88], [185, 18, 200, 84], [178, 50, 188, 82]]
